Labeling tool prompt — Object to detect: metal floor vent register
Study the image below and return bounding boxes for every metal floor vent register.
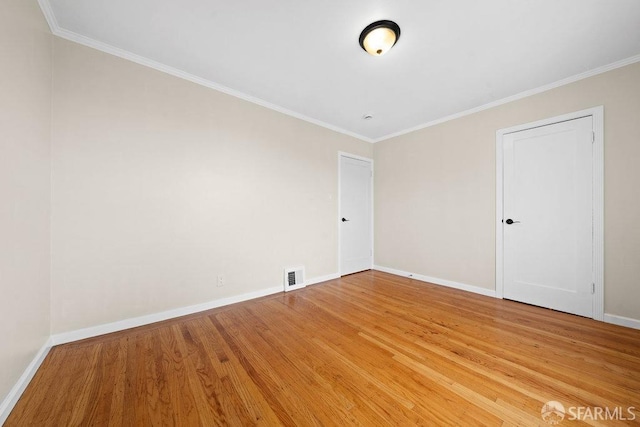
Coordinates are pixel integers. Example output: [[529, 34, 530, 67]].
[[284, 266, 305, 292]]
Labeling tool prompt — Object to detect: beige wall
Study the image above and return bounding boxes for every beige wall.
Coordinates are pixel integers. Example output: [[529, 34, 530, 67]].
[[375, 62, 640, 319], [5, 0, 638, 413], [0, 0, 52, 407], [50, 39, 372, 334], [3, 3, 639, 399]]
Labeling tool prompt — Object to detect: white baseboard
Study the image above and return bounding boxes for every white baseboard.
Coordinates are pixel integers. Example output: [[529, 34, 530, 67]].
[[0, 338, 53, 425], [51, 285, 283, 346], [604, 313, 640, 330], [284, 272, 339, 292], [2, 274, 339, 422], [376, 266, 640, 329], [306, 272, 340, 286], [374, 265, 496, 298], [50, 273, 339, 346]]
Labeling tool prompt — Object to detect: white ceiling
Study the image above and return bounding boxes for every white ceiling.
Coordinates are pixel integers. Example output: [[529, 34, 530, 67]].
[[42, 0, 640, 142]]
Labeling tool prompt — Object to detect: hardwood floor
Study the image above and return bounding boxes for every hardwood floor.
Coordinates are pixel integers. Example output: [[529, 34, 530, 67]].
[[6, 271, 640, 426]]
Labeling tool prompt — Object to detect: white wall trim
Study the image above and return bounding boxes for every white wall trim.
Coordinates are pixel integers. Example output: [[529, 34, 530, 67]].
[[338, 152, 374, 276], [36, 0, 60, 32], [306, 272, 340, 286], [2, 273, 336, 420], [592, 107, 605, 322], [284, 269, 339, 292], [38, 2, 640, 145], [36, 2, 374, 145], [50, 271, 336, 346], [283, 283, 306, 292], [337, 152, 374, 164], [51, 286, 282, 346], [0, 338, 53, 425], [373, 54, 640, 143], [604, 314, 640, 330], [374, 265, 496, 298], [495, 106, 605, 321]]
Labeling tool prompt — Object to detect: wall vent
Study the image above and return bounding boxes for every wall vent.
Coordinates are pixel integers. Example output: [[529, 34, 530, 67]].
[[284, 266, 305, 292]]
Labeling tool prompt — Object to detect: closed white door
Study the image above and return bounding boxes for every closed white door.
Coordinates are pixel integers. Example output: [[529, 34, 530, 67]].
[[339, 155, 373, 276], [503, 116, 594, 317]]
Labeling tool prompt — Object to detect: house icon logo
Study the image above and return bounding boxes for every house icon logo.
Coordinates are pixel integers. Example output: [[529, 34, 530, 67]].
[[541, 401, 566, 425]]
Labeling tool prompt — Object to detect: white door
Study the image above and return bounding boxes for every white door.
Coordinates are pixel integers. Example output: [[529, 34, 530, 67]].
[[503, 116, 594, 317], [339, 155, 373, 276]]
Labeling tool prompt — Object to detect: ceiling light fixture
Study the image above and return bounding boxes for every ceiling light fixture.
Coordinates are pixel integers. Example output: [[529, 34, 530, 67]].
[[359, 20, 401, 56]]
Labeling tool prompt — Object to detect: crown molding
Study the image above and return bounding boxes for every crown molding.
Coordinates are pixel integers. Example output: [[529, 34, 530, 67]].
[[373, 53, 640, 142], [36, 1, 374, 144], [37, 0, 60, 32], [37, 0, 640, 145]]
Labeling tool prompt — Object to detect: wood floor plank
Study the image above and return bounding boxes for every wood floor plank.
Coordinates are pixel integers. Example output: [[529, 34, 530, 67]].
[[189, 316, 282, 425], [236, 304, 369, 425], [274, 294, 483, 423], [158, 325, 200, 426], [6, 270, 640, 426], [107, 338, 127, 427]]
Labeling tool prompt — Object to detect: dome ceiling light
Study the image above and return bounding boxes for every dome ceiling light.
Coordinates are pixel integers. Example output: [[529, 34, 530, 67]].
[[359, 20, 401, 56]]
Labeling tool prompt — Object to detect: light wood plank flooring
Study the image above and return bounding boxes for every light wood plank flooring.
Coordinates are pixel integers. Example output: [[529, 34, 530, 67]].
[[6, 271, 640, 426]]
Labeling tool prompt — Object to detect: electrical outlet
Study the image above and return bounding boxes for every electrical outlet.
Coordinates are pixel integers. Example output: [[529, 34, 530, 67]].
[[217, 275, 224, 287]]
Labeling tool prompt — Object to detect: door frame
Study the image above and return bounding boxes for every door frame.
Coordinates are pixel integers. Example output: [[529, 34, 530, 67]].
[[338, 152, 374, 276], [495, 106, 604, 321]]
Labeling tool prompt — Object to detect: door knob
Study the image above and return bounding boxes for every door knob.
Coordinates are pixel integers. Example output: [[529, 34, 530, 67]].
[[342, 218, 350, 222], [505, 219, 520, 225]]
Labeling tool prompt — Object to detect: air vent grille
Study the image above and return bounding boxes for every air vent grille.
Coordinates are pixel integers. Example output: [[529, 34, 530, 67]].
[[284, 266, 305, 292], [287, 271, 297, 287]]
